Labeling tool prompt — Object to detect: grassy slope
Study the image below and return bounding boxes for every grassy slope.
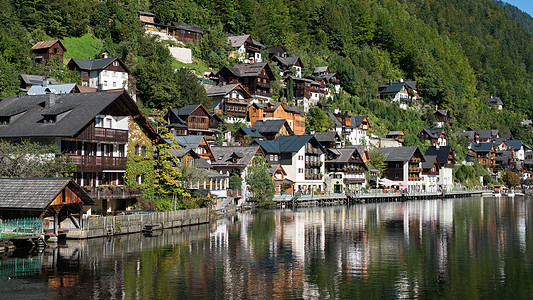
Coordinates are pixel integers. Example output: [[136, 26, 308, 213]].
[[62, 34, 104, 61]]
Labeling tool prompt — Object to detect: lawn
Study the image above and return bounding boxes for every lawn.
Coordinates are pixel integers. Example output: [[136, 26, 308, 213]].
[[62, 34, 104, 61]]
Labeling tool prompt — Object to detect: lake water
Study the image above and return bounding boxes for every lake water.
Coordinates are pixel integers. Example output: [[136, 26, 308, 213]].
[[0, 196, 532, 299]]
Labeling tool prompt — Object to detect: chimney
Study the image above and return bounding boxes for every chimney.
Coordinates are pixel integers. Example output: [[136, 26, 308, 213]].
[[45, 92, 57, 108], [310, 128, 316, 135], [400, 78, 404, 83], [102, 52, 108, 59], [389, 79, 392, 85], [43, 77, 50, 87]]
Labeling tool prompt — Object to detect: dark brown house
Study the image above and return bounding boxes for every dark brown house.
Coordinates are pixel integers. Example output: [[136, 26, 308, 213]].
[[32, 40, 67, 64], [434, 109, 452, 127], [167, 104, 221, 140], [216, 62, 275, 103]]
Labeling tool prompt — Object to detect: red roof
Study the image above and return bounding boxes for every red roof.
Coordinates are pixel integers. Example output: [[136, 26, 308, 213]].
[[32, 40, 66, 51], [77, 86, 98, 93]]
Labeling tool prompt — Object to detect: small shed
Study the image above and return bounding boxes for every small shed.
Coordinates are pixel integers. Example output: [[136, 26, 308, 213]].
[[0, 178, 94, 235]]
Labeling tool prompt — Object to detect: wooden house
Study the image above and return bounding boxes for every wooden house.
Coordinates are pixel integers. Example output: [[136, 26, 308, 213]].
[[174, 135, 215, 163], [287, 76, 326, 112], [378, 79, 419, 109], [314, 132, 343, 149], [487, 96, 503, 110], [216, 62, 275, 103], [434, 109, 452, 127], [0, 91, 161, 215], [233, 127, 264, 144], [308, 67, 341, 96], [138, 11, 203, 43], [227, 34, 264, 63], [205, 83, 252, 123], [32, 40, 67, 64], [325, 147, 368, 193], [468, 143, 496, 166], [166, 104, 221, 140], [269, 164, 291, 195], [375, 147, 426, 193], [20, 74, 58, 92], [251, 119, 294, 140], [386, 131, 405, 144], [330, 113, 369, 145], [270, 55, 304, 78], [418, 128, 448, 146], [0, 178, 94, 235], [248, 102, 306, 135]]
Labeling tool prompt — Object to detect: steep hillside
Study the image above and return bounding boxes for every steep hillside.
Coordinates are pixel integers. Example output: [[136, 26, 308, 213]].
[[493, 0, 533, 35]]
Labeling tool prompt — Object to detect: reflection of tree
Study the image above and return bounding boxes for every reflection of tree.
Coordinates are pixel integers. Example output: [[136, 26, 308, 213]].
[[247, 210, 275, 258]]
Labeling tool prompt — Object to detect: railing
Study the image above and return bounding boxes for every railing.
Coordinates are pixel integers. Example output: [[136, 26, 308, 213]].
[[188, 123, 209, 130], [228, 189, 242, 197], [85, 186, 142, 200], [0, 218, 43, 238], [94, 127, 128, 142], [69, 155, 127, 171]]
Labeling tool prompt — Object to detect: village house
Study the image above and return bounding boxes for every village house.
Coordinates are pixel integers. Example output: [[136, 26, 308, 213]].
[[417, 128, 448, 146], [255, 135, 326, 194], [374, 147, 425, 193], [227, 34, 264, 63], [20, 74, 58, 92], [68, 55, 131, 92], [249, 102, 306, 135], [329, 113, 370, 145], [233, 127, 265, 144], [308, 66, 341, 96], [138, 11, 203, 43], [216, 62, 275, 103], [385, 131, 405, 144], [287, 76, 326, 112], [468, 143, 496, 167], [210, 145, 266, 205], [173, 135, 215, 164], [268, 46, 303, 78], [32, 40, 67, 64], [378, 79, 419, 109], [425, 145, 456, 190], [251, 119, 294, 140], [314, 131, 343, 149], [325, 147, 368, 194], [0, 91, 161, 215], [205, 83, 252, 124], [487, 96, 503, 110], [0, 178, 94, 235], [166, 104, 221, 140], [269, 164, 290, 195], [434, 108, 452, 128]]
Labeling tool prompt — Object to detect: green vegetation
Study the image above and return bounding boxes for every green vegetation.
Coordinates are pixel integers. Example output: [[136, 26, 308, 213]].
[[246, 156, 275, 206], [501, 170, 520, 188], [62, 34, 104, 60]]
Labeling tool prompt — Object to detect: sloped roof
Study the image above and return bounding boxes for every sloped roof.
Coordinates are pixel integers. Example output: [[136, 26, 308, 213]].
[[287, 76, 323, 87], [0, 92, 136, 138], [0, 178, 93, 210], [32, 40, 66, 51], [327, 148, 366, 168], [272, 56, 302, 68], [253, 101, 305, 115], [488, 96, 503, 105], [328, 112, 342, 127], [471, 143, 494, 152], [313, 67, 329, 73], [422, 155, 438, 170], [20, 74, 57, 87], [314, 132, 340, 143], [204, 83, 251, 98], [346, 145, 368, 160], [476, 129, 495, 140], [174, 104, 210, 118], [222, 62, 270, 78], [420, 128, 445, 139], [138, 11, 156, 16], [379, 82, 406, 94], [434, 109, 450, 116], [237, 127, 264, 138], [387, 131, 404, 136], [174, 135, 204, 150], [425, 146, 453, 165], [252, 119, 291, 135], [374, 147, 423, 162], [351, 116, 367, 129], [255, 135, 324, 154], [227, 34, 260, 48], [27, 83, 77, 95], [171, 22, 203, 34], [69, 57, 130, 73], [168, 148, 200, 159], [211, 146, 261, 168], [506, 140, 524, 151], [267, 46, 286, 54]]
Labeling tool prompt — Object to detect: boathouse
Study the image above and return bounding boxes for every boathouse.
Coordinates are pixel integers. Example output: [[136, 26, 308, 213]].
[[0, 178, 94, 235]]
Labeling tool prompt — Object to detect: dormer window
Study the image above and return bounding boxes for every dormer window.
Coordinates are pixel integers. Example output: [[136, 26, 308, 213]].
[[0, 116, 9, 125], [43, 115, 56, 123], [113, 61, 119, 67]]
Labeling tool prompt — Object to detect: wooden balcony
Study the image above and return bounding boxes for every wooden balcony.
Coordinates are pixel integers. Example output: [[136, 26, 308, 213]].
[[76, 125, 128, 142], [188, 123, 209, 131], [228, 189, 242, 197], [85, 186, 142, 200], [69, 155, 127, 172]]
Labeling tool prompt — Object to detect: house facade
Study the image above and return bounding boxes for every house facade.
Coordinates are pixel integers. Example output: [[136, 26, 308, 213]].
[[206, 83, 252, 124], [425, 145, 456, 190], [418, 128, 448, 146], [138, 11, 203, 43], [287, 76, 326, 112], [249, 102, 306, 135], [227, 34, 263, 63], [378, 80, 419, 109], [32, 40, 67, 64], [251, 119, 294, 140], [216, 62, 275, 103], [325, 147, 368, 194], [68, 56, 131, 92], [330, 113, 370, 145], [376, 147, 425, 193], [166, 104, 221, 140], [434, 109, 452, 128]]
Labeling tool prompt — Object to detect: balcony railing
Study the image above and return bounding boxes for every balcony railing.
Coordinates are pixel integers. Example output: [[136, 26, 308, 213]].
[[69, 155, 127, 171], [188, 123, 209, 130], [84, 186, 142, 200], [94, 127, 128, 142]]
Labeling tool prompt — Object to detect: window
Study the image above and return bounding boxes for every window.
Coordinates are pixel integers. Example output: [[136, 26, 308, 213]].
[[141, 146, 147, 157], [113, 61, 119, 67], [135, 145, 140, 156], [105, 118, 112, 128], [113, 82, 116, 87], [104, 80, 108, 86]]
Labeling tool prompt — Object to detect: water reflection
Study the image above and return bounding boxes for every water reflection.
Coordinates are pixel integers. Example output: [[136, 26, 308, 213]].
[[0, 197, 532, 299]]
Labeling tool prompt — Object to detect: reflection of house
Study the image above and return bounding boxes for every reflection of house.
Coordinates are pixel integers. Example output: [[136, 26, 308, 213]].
[[378, 79, 419, 109], [138, 11, 203, 43], [68, 56, 131, 91], [418, 128, 448, 146], [251, 119, 294, 140], [375, 147, 425, 192], [255, 135, 326, 193], [216, 62, 275, 103], [286, 76, 326, 112], [32, 40, 67, 64], [325, 147, 368, 193], [205, 83, 252, 123], [227, 34, 264, 63], [249, 102, 305, 135], [166, 104, 221, 140], [433, 109, 452, 127], [0, 91, 161, 215], [0, 178, 94, 235]]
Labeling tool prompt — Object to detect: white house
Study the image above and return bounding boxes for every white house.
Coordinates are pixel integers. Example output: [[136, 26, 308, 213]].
[[68, 55, 130, 92]]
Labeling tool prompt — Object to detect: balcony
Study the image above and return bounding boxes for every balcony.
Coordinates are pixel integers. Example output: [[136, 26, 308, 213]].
[[76, 125, 128, 142], [84, 186, 142, 200], [69, 155, 127, 172], [188, 123, 209, 131]]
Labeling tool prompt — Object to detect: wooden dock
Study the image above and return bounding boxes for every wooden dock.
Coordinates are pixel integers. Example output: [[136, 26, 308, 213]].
[[273, 189, 491, 206]]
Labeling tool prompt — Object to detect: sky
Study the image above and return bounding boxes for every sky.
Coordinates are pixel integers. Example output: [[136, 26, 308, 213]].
[[504, 0, 533, 17]]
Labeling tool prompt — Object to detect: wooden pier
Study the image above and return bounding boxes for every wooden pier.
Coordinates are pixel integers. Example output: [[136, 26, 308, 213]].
[[273, 189, 491, 207]]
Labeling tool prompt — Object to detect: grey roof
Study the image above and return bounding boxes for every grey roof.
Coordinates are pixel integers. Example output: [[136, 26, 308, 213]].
[[0, 178, 93, 210], [227, 34, 263, 48], [138, 11, 156, 16], [168, 148, 199, 159], [476, 129, 495, 140], [521, 120, 532, 126], [488, 96, 503, 106], [0, 92, 131, 138], [252, 119, 290, 135], [174, 104, 204, 118], [174, 135, 204, 150], [70, 57, 129, 72], [211, 146, 261, 168], [27, 83, 77, 95], [455, 130, 475, 140], [379, 82, 406, 94], [254, 101, 305, 115], [434, 109, 450, 116], [422, 155, 438, 170], [204, 83, 251, 98], [287, 76, 323, 87], [345, 145, 367, 160], [314, 132, 340, 143], [272, 56, 301, 68], [255, 135, 324, 154], [171, 22, 203, 34], [327, 148, 366, 167], [20, 74, 57, 87], [425, 146, 453, 165], [351, 116, 367, 129], [471, 143, 494, 152], [313, 66, 329, 73], [237, 127, 263, 138], [506, 140, 524, 151], [374, 147, 423, 162], [267, 46, 286, 54], [387, 131, 404, 136], [328, 112, 342, 127], [492, 138, 506, 145], [420, 128, 445, 139], [222, 62, 270, 78]]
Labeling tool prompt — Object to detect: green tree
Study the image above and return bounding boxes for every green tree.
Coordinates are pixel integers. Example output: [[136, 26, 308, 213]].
[[502, 171, 520, 188], [305, 107, 334, 132], [369, 150, 386, 178], [246, 156, 275, 206]]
